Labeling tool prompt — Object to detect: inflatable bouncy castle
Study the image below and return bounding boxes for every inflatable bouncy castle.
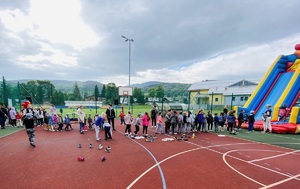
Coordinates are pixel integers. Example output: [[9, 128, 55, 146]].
[[236, 44, 300, 134]]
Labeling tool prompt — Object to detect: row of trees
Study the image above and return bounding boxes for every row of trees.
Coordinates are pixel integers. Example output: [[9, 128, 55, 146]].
[[0, 77, 169, 108]]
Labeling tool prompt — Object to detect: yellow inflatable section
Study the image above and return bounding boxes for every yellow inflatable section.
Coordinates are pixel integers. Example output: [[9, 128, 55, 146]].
[[273, 59, 300, 121], [289, 58, 300, 71]]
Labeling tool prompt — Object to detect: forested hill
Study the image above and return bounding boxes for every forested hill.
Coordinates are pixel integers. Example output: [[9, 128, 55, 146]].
[[139, 82, 192, 96], [8, 80, 191, 96]]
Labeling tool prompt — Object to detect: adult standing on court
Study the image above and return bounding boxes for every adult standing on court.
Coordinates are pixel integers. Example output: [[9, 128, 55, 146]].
[[106, 104, 116, 131], [77, 105, 85, 134], [151, 105, 158, 127], [0, 103, 8, 129], [263, 104, 272, 133]]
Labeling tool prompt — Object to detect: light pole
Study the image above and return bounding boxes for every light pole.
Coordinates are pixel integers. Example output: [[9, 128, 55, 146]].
[[121, 35, 134, 111]]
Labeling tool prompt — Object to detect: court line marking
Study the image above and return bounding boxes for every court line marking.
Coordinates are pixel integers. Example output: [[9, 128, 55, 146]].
[[126, 142, 251, 188], [259, 173, 300, 189], [222, 150, 266, 187], [115, 130, 166, 189], [248, 149, 300, 163], [223, 149, 300, 184], [125, 128, 300, 188]]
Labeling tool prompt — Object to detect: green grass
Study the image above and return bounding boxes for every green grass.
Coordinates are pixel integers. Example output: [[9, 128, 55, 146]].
[[58, 105, 153, 118], [219, 129, 300, 150]]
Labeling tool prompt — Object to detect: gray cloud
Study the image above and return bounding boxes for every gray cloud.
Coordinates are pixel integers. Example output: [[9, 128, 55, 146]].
[[0, 0, 300, 85]]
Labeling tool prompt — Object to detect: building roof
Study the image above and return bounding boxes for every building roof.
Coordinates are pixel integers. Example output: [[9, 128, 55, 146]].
[[222, 85, 258, 95], [188, 79, 259, 91]]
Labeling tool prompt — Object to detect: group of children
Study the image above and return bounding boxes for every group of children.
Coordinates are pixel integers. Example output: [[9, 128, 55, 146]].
[[118, 107, 256, 137], [44, 113, 73, 132], [119, 111, 151, 137]]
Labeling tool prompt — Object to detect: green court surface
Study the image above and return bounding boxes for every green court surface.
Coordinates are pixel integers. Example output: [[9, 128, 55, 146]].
[[218, 129, 300, 150], [0, 126, 24, 138]]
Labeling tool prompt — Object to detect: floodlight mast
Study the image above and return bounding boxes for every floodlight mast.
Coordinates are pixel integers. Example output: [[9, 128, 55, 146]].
[[121, 35, 134, 111]]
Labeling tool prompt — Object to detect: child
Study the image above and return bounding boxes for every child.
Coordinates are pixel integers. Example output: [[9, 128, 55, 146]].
[[278, 104, 290, 121], [201, 112, 208, 132], [16, 111, 23, 127], [83, 117, 88, 132], [124, 111, 134, 135], [23, 113, 36, 147], [134, 114, 141, 136], [247, 111, 255, 133], [227, 111, 236, 133], [87, 114, 93, 130], [170, 111, 178, 134], [119, 111, 125, 125], [57, 114, 64, 131], [43, 112, 49, 130], [213, 113, 219, 132], [219, 112, 225, 131], [177, 112, 183, 133], [155, 112, 164, 134], [142, 112, 150, 136], [64, 114, 72, 130], [52, 114, 58, 131], [48, 114, 55, 132], [94, 114, 102, 141], [103, 119, 112, 140]]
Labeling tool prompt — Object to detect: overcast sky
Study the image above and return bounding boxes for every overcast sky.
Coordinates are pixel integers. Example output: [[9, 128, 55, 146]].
[[0, 0, 299, 86]]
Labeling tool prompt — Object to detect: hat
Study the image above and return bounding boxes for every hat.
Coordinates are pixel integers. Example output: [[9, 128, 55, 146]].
[[250, 110, 254, 114], [25, 113, 32, 119]]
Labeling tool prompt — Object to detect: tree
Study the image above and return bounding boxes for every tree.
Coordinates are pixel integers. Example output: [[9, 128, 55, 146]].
[[73, 82, 82, 101], [101, 85, 106, 98], [133, 87, 145, 104], [0, 76, 10, 105], [147, 87, 156, 103], [105, 83, 118, 104], [156, 85, 164, 102], [94, 85, 100, 101], [148, 87, 156, 99]]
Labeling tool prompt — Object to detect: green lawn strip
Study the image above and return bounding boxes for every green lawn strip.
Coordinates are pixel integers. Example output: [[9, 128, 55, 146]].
[[0, 126, 24, 138], [218, 129, 300, 150]]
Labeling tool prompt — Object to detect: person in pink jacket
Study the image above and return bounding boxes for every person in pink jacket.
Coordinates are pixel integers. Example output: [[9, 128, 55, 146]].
[[142, 112, 150, 136], [155, 112, 164, 134]]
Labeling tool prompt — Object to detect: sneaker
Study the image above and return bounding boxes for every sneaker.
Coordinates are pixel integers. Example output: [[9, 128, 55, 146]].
[[98, 144, 103, 150], [78, 144, 82, 148], [96, 138, 101, 141], [105, 148, 110, 153], [107, 146, 112, 150], [30, 142, 36, 147], [89, 144, 93, 148]]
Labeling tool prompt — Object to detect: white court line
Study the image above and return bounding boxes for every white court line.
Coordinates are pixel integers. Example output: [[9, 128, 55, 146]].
[[248, 149, 300, 163], [223, 149, 300, 184], [126, 142, 250, 188], [222, 150, 266, 187], [130, 128, 300, 187], [259, 173, 300, 189]]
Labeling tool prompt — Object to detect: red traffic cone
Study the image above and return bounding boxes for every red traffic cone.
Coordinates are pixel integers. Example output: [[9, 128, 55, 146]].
[[78, 156, 84, 161]]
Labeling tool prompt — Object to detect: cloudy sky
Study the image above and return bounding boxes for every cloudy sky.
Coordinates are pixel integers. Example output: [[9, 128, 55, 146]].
[[0, 0, 299, 86]]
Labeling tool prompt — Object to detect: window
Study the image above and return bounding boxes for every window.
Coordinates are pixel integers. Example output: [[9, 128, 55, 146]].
[[245, 97, 248, 101], [240, 97, 244, 101], [215, 98, 218, 102], [232, 97, 235, 101]]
